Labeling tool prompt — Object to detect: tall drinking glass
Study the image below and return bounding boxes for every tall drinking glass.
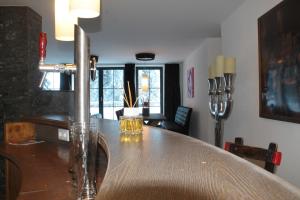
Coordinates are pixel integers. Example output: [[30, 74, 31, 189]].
[[70, 122, 99, 200]]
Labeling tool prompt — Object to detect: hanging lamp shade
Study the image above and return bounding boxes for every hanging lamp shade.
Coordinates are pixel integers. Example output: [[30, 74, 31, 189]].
[[55, 0, 77, 41], [70, 0, 100, 18]]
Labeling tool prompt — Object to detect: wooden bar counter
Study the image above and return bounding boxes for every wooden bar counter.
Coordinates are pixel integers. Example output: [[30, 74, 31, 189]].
[[1, 118, 300, 199], [96, 119, 300, 200]]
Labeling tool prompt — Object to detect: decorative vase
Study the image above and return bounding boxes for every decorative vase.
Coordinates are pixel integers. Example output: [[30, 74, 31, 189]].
[[119, 107, 143, 135]]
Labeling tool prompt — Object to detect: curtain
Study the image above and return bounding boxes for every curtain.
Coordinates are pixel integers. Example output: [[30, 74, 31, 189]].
[[124, 63, 136, 107], [60, 73, 72, 91], [164, 63, 181, 121]]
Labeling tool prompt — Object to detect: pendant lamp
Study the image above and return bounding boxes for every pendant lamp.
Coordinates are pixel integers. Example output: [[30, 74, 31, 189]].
[[70, 0, 100, 18], [55, 0, 78, 41]]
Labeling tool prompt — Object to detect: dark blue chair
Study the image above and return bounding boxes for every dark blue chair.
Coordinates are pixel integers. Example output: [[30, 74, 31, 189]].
[[160, 106, 192, 135]]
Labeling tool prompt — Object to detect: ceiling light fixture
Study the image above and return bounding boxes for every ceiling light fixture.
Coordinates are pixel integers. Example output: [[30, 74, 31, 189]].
[[70, 0, 100, 18], [55, 0, 78, 41], [136, 53, 155, 61]]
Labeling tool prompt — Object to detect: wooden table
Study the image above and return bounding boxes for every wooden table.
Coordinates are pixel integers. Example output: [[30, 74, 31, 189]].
[[1, 118, 300, 200]]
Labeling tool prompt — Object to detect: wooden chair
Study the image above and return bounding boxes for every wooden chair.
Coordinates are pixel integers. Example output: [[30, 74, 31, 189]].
[[160, 106, 192, 135], [224, 137, 282, 173], [4, 122, 36, 144]]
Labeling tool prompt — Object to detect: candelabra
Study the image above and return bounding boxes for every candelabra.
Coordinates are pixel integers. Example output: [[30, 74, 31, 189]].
[[208, 73, 235, 147]]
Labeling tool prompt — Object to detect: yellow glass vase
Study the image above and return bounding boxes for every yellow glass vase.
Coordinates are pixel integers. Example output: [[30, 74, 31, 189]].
[[119, 108, 143, 135]]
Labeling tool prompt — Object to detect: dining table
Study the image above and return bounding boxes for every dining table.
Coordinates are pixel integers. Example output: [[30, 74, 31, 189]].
[[141, 113, 166, 126]]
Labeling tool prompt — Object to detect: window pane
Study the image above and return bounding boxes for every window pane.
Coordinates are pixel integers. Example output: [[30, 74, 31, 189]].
[[114, 70, 124, 88], [43, 72, 60, 91], [90, 70, 99, 89], [114, 89, 124, 106], [90, 88, 99, 105], [53, 72, 60, 90], [150, 107, 160, 114], [149, 89, 160, 105], [103, 89, 113, 107], [103, 107, 114, 120], [103, 70, 113, 88], [90, 107, 99, 115], [138, 70, 143, 87], [138, 89, 149, 107], [101, 68, 124, 120], [150, 70, 160, 88], [43, 72, 53, 90]]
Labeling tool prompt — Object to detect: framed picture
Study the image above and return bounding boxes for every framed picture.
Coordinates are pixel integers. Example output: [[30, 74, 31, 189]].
[[187, 67, 194, 98], [258, 0, 300, 123]]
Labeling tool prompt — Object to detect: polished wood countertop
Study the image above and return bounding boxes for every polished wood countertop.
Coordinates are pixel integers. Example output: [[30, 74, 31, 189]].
[[96, 119, 300, 200], [0, 142, 74, 199], [0, 142, 107, 200], [23, 115, 69, 129], [1, 118, 300, 199]]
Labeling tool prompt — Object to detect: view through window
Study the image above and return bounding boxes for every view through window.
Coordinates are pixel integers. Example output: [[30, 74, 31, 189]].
[[42, 67, 163, 120], [42, 72, 61, 91], [100, 68, 124, 120], [41, 71, 100, 115], [90, 70, 99, 115], [136, 67, 163, 114]]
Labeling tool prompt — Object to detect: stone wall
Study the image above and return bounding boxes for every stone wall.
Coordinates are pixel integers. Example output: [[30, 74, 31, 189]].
[[0, 6, 74, 140]]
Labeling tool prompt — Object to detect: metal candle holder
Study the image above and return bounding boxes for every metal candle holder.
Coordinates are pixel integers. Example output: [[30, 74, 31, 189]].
[[208, 73, 235, 147]]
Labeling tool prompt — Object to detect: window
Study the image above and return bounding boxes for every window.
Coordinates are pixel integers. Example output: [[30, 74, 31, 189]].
[[90, 70, 99, 115], [136, 67, 163, 113], [100, 68, 124, 120], [42, 72, 61, 90], [42, 72, 74, 91], [41, 71, 99, 115]]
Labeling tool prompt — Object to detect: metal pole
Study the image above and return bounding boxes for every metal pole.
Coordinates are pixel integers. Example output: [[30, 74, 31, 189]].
[[215, 120, 223, 148], [74, 25, 90, 125]]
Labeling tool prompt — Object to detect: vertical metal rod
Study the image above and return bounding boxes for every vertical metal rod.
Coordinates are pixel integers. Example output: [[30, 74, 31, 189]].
[[215, 120, 223, 148], [74, 25, 90, 125]]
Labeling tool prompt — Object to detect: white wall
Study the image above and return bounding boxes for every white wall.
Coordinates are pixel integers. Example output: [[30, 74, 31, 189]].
[[182, 38, 221, 144], [222, 0, 300, 187]]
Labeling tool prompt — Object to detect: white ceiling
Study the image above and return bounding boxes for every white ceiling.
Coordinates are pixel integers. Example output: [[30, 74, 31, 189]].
[[1, 0, 245, 64]]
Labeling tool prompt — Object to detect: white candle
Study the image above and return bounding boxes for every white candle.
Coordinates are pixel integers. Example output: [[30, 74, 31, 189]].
[[215, 55, 224, 77], [224, 57, 236, 74], [208, 65, 215, 79]]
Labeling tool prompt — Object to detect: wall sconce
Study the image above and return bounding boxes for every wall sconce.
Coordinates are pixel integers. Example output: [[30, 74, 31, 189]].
[[70, 0, 100, 18], [55, 0, 78, 41]]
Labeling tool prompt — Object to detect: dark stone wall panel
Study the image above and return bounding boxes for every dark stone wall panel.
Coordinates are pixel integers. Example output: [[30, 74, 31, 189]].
[[0, 6, 74, 140]]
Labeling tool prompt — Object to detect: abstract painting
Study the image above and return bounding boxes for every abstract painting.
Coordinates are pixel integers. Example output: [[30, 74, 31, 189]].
[[187, 67, 194, 98], [258, 0, 300, 123]]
